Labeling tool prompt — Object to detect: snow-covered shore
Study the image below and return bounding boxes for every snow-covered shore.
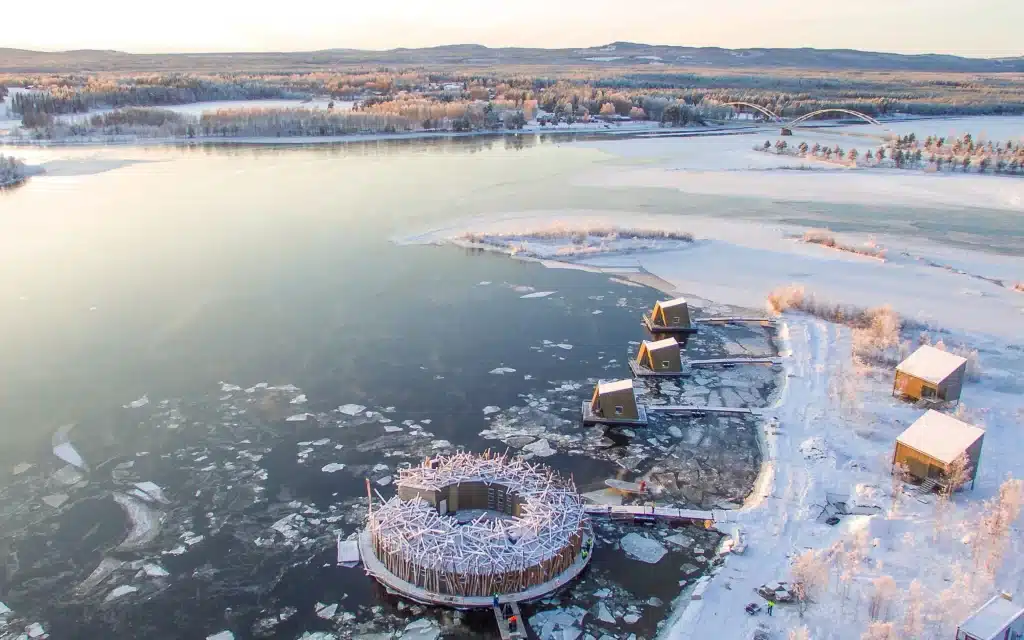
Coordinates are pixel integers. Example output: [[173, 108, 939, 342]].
[[397, 119, 1024, 638]]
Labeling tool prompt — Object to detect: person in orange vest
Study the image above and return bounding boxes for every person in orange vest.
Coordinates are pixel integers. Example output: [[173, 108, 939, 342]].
[[508, 614, 518, 632]]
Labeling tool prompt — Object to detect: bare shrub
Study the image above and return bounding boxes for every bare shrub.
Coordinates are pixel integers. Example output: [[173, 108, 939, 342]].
[[861, 622, 896, 640], [902, 579, 925, 638], [973, 477, 1024, 577], [868, 575, 898, 621], [1014, 282, 1024, 293], [791, 549, 830, 616], [789, 627, 810, 640], [802, 228, 887, 260], [931, 339, 982, 381]]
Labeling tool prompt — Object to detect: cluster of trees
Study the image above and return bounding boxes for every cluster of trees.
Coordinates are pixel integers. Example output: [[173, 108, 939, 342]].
[[0, 154, 27, 187], [756, 135, 1024, 175], [6, 75, 304, 125]]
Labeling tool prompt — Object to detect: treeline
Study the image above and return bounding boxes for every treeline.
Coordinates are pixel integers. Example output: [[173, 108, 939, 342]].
[[0, 154, 27, 187], [756, 134, 1024, 175], [8, 76, 304, 124]]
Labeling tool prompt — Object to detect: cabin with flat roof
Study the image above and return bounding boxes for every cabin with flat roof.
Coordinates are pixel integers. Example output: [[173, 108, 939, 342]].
[[957, 592, 1024, 640], [893, 410, 984, 490], [582, 379, 648, 426], [643, 298, 695, 334], [629, 338, 683, 377], [894, 344, 967, 403]]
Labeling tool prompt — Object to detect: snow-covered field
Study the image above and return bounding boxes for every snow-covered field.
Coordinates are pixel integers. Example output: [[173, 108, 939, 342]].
[[398, 116, 1024, 640]]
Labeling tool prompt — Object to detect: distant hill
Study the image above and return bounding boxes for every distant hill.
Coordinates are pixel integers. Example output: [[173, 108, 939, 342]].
[[1, 43, 1022, 74]]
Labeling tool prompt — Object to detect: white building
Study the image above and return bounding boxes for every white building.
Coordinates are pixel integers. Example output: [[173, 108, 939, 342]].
[[957, 593, 1024, 640]]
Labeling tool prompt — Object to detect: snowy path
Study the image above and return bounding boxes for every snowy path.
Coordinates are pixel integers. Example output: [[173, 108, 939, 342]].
[[662, 317, 837, 639]]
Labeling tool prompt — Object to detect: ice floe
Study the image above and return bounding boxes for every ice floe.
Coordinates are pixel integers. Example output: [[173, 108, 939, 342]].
[[142, 563, 169, 578], [489, 367, 517, 374], [523, 438, 556, 457], [290, 394, 307, 404], [26, 622, 46, 638], [113, 493, 163, 551], [286, 413, 312, 422], [123, 395, 150, 409], [483, 405, 501, 415], [207, 631, 234, 640], [133, 482, 170, 504], [315, 602, 338, 619], [338, 404, 367, 416], [104, 585, 138, 602], [12, 462, 33, 475], [41, 494, 69, 508], [521, 290, 557, 299], [401, 618, 441, 640], [530, 606, 587, 640], [620, 533, 668, 564], [52, 424, 87, 469], [595, 602, 616, 623]]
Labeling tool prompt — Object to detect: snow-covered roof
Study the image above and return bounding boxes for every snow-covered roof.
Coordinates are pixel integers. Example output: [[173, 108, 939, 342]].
[[598, 379, 634, 394], [959, 595, 1024, 640], [643, 338, 679, 352], [656, 297, 688, 310], [897, 410, 984, 465], [896, 345, 967, 384]]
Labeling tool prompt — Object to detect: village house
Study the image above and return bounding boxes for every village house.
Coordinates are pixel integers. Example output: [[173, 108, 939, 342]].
[[583, 379, 648, 426], [957, 592, 1024, 640], [893, 344, 968, 403], [892, 410, 984, 490], [632, 337, 683, 375], [643, 297, 695, 333]]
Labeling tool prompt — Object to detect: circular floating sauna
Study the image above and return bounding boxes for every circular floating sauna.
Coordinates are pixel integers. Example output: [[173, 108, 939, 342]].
[[362, 452, 591, 604]]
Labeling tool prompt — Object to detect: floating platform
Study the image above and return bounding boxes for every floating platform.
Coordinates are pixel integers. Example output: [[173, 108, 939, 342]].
[[689, 357, 781, 367], [642, 314, 698, 335], [647, 405, 758, 416], [628, 360, 687, 378], [581, 401, 649, 426], [357, 525, 593, 609], [584, 504, 715, 528], [493, 602, 527, 640]]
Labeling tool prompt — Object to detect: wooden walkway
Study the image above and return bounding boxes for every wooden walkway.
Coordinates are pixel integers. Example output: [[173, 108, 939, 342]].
[[688, 357, 781, 367], [581, 401, 649, 426], [493, 602, 527, 640], [646, 405, 759, 416], [584, 504, 716, 527], [696, 315, 774, 323], [628, 360, 686, 378]]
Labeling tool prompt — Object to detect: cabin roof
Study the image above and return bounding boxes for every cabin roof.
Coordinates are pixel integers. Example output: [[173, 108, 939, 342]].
[[897, 410, 984, 465], [643, 338, 679, 352], [656, 297, 688, 310], [597, 379, 634, 395], [896, 345, 967, 385], [958, 595, 1024, 640]]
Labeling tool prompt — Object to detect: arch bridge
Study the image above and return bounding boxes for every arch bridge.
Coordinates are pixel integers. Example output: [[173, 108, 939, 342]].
[[722, 103, 884, 132]]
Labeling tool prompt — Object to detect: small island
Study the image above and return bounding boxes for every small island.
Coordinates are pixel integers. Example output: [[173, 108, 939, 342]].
[[0, 154, 29, 187]]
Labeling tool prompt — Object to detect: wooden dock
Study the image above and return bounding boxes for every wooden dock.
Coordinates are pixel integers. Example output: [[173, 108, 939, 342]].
[[695, 317, 776, 326], [628, 360, 687, 378], [584, 504, 715, 527], [581, 401, 649, 426], [493, 602, 527, 640], [646, 405, 759, 416], [688, 357, 781, 367]]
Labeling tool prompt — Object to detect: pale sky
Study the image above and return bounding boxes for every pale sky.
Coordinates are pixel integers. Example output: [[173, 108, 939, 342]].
[[5, 0, 1022, 57]]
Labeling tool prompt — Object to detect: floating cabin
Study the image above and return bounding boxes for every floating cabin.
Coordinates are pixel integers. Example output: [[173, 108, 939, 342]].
[[956, 592, 1024, 640], [642, 298, 696, 334], [629, 337, 684, 377], [360, 452, 591, 606], [893, 410, 984, 490], [582, 379, 648, 426], [893, 344, 968, 404]]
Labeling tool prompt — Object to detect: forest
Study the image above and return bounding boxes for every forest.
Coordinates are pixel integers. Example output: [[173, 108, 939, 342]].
[[3, 65, 1024, 134]]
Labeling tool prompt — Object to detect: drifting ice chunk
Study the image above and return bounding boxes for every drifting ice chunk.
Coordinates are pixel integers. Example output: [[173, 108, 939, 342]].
[[26, 622, 46, 638], [0, 601, 11, 615], [143, 564, 169, 578], [104, 585, 138, 602], [620, 533, 668, 564], [321, 463, 346, 473], [622, 614, 640, 624], [556, 343, 573, 350], [124, 395, 149, 409], [113, 493, 163, 551], [207, 632, 234, 640], [520, 291, 556, 299], [489, 367, 516, 375], [523, 439, 556, 457], [299, 633, 338, 640], [376, 476, 393, 486], [596, 602, 615, 623], [483, 406, 501, 415], [42, 494, 69, 508], [290, 394, 307, 404], [220, 382, 242, 392], [401, 618, 441, 640], [134, 482, 170, 504], [315, 602, 338, 619], [12, 463, 33, 475], [52, 424, 87, 470], [286, 413, 312, 422], [338, 404, 367, 416]]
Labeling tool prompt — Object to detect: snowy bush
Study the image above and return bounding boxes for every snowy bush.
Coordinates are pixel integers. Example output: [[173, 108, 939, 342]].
[[801, 228, 887, 260], [0, 154, 27, 187]]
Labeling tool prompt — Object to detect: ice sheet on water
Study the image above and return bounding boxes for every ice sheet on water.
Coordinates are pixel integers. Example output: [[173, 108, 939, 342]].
[[521, 291, 557, 299], [290, 394, 307, 404], [531, 607, 587, 640], [299, 633, 338, 640], [622, 613, 640, 624], [401, 618, 441, 640], [113, 493, 163, 551], [142, 563, 169, 578], [338, 404, 367, 416], [286, 413, 312, 422], [556, 343, 573, 350], [207, 632, 234, 640], [12, 462, 33, 475], [0, 601, 10, 616], [42, 493, 69, 508], [26, 622, 46, 637], [104, 585, 138, 602], [523, 438, 556, 457], [124, 395, 149, 409], [220, 382, 242, 392], [315, 602, 338, 619], [620, 533, 668, 564], [52, 424, 86, 469], [489, 367, 517, 374], [134, 482, 170, 504], [595, 602, 616, 623], [483, 406, 501, 415]]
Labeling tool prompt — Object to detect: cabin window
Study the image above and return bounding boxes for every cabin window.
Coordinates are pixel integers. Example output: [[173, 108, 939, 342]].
[[661, 360, 671, 369], [672, 316, 681, 324], [921, 385, 937, 399], [614, 405, 624, 415]]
